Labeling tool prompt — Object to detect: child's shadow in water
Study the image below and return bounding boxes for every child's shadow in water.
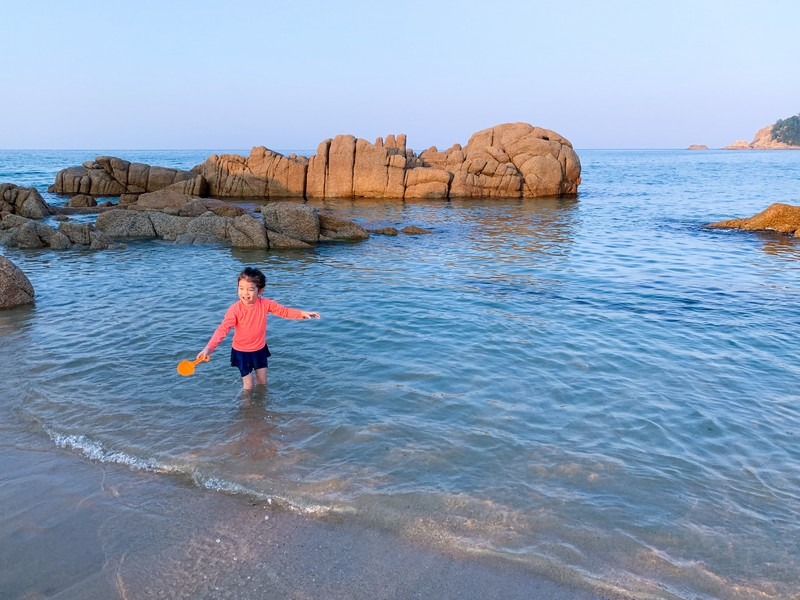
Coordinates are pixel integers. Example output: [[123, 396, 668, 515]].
[[226, 386, 280, 461]]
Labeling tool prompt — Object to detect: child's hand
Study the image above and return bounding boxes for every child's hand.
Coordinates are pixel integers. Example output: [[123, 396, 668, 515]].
[[197, 348, 211, 360], [302, 311, 320, 319]]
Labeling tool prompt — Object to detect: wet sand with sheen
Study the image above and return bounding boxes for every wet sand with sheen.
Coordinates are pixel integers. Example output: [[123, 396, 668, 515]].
[[0, 442, 612, 600]]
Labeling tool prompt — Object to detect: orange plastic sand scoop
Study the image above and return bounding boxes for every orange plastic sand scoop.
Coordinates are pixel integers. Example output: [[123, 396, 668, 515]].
[[177, 355, 210, 376]]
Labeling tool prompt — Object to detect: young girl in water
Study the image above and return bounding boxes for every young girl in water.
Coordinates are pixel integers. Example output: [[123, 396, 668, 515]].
[[198, 267, 319, 390]]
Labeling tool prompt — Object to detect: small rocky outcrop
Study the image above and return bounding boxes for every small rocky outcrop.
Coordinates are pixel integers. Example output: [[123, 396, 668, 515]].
[[67, 194, 98, 208], [1, 183, 52, 219], [0, 214, 121, 250], [123, 188, 250, 218], [0, 256, 35, 308], [708, 203, 800, 236], [724, 125, 800, 150], [687, 144, 709, 150], [96, 210, 269, 248], [401, 226, 434, 235], [95, 201, 369, 249], [49, 156, 207, 196]]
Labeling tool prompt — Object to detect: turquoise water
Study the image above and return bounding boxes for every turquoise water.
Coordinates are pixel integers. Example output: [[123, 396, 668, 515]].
[[2, 149, 800, 599]]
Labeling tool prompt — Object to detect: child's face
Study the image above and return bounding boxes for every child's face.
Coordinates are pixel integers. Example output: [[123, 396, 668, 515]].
[[237, 278, 262, 305]]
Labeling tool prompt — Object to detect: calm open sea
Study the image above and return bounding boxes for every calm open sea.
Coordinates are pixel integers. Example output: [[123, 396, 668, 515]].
[[1, 149, 799, 599]]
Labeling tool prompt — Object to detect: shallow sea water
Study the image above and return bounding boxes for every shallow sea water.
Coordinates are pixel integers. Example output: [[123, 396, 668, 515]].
[[1, 148, 800, 599]]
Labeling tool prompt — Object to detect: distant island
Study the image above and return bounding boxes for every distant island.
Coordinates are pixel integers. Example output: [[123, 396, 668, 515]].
[[723, 113, 800, 150]]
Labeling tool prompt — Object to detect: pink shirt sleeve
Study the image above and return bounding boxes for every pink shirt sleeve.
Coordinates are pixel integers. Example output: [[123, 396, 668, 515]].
[[205, 303, 238, 353]]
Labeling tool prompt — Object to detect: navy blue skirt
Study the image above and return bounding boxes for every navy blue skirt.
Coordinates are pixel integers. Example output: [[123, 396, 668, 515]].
[[230, 345, 271, 377]]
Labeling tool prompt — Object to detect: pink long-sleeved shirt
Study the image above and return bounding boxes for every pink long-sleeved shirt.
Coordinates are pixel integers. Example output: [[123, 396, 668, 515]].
[[205, 297, 305, 353]]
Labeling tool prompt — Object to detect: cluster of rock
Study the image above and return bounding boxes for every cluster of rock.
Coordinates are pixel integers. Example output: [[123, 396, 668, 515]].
[[708, 203, 800, 236], [1, 183, 119, 250], [49, 123, 581, 200], [0, 255, 35, 308], [94, 193, 369, 249], [1, 214, 120, 250], [49, 156, 206, 196], [724, 125, 800, 150]]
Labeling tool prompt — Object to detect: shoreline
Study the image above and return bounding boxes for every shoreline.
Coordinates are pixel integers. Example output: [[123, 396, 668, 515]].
[[0, 438, 614, 600]]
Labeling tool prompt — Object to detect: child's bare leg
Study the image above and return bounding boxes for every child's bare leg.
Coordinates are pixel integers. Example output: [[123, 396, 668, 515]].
[[254, 367, 268, 386], [242, 372, 255, 390]]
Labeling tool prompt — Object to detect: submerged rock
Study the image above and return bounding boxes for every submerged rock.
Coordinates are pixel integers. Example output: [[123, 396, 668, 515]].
[[401, 225, 434, 235], [0, 256, 35, 308]]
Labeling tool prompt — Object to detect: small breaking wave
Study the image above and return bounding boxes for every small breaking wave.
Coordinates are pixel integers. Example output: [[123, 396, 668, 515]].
[[44, 426, 340, 520], [47, 429, 175, 473]]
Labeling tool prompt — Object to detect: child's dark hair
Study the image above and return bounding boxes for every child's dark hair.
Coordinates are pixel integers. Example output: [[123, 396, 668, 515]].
[[238, 267, 266, 290]]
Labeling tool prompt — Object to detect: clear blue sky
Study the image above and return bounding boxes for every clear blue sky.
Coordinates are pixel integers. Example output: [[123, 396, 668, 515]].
[[2, 0, 798, 150]]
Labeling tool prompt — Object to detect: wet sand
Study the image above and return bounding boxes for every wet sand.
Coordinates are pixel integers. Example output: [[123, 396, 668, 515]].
[[0, 442, 614, 600]]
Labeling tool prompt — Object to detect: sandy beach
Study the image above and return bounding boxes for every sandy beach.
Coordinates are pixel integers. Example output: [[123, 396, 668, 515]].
[[0, 438, 611, 600]]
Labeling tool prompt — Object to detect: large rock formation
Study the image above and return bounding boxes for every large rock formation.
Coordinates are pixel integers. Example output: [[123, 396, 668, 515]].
[[1, 184, 51, 219], [724, 125, 800, 150], [197, 122, 580, 199], [0, 256, 35, 308], [49, 156, 207, 196], [50, 123, 580, 201], [708, 203, 800, 236]]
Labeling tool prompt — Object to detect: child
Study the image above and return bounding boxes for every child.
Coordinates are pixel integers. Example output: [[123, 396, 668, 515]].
[[198, 267, 319, 390]]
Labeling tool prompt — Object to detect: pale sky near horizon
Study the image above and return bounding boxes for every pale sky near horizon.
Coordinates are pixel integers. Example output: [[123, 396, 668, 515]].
[[2, 0, 798, 151]]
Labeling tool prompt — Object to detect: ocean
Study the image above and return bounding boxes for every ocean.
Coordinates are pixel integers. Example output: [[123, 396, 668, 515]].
[[1, 148, 799, 599]]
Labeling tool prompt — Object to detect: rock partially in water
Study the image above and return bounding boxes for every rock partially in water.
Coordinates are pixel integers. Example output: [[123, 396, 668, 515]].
[[319, 213, 370, 241], [95, 202, 368, 249], [0, 214, 120, 250], [196, 122, 581, 199], [67, 194, 97, 208], [401, 225, 434, 235], [49, 156, 206, 196], [0, 183, 51, 219], [708, 203, 800, 236], [262, 202, 320, 243], [47, 123, 581, 201], [0, 255, 34, 308]]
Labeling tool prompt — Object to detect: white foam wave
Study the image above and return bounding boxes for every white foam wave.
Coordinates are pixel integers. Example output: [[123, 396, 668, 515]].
[[45, 428, 340, 517], [47, 430, 174, 473]]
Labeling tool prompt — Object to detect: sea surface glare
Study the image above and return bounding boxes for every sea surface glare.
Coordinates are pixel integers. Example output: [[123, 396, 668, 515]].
[[1, 149, 799, 599]]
